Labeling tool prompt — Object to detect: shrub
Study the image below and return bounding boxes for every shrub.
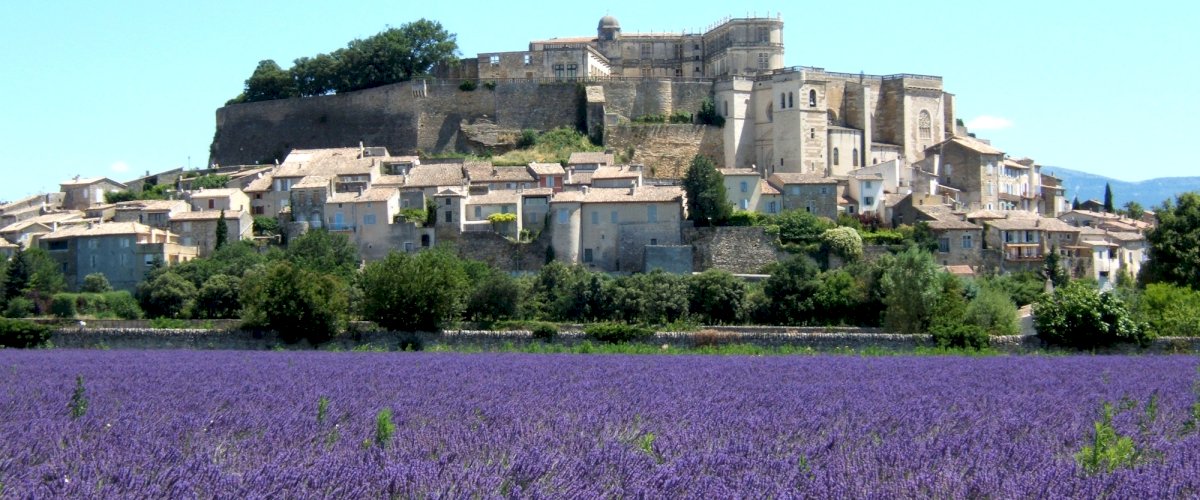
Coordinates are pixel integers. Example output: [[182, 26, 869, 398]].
[[696, 97, 725, 127], [1139, 283, 1200, 337], [81, 273, 112, 293], [195, 275, 242, 319], [930, 323, 990, 350], [821, 226, 864, 261], [136, 272, 197, 319], [1033, 281, 1148, 349], [687, 269, 747, 325], [359, 249, 468, 332], [529, 322, 558, 341], [516, 129, 538, 149], [482, 81, 496, 90], [965, 287, 1020, 336], [466, 270, 520, 323], [101, 291, 143, 320], [253, 216, 281, 235], [585, 322, 653, 344], [240, 261, 348, 344], [3, 297, 34, 318], [726, 211, 769, 227], [458, 80, 477, 91], [0, 318, 51, 348], [50, 293, 78, 318]]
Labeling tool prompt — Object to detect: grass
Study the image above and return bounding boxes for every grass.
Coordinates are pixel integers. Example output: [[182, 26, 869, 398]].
[[420, 341, 1009, 357]]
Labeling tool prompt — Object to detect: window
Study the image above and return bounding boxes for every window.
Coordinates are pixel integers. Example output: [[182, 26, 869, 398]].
[[650, 238, 658, 246], [489, 55, 499, 65], [523, 54, 531, 65], [546, 176, 555, 188], [780, 93, 786, 109], [566, 63, 577, 78], [833, 148, 839, 166], [363, 213, 377, 225], [768, 201, 778, 214], [810, 128, 815, 139], [557, 209, 569, 224], [591, 211, 598, 225], [553, 64, 564, 79], [640, 43, 651, 59], [444, 198, 451, 206], [474, 206, 482, 219], [404, 242, 414, 252], [741, 199, 749, 209], [402, 199, 410, 208], [853, 149, 859, 167], [805, 202, 814, 213], [938, 238, 950, 253], [945, 163, 953, 176], [757, 27, 769, 43], [584, 248, 594, 262], [740, 181, 748, 193], [48, 240, 68, 251], [790, 186, 800, 195], [820, 186, 829, 195], [987, 162, 995, 175], [723, 100, 729, 117], [87, 239, 98, 249], [120, 238, 130, 248], [987, 182, 994, 195], [864, 196, 874, 206], [808, 89, 817, 107], [788, 92, 794, 108], [610, 211, 618, 223], [208, 199, 215, 209], [864, 181, 873, 189], [648, 205, 658, 222], [962, 234, 973, 249], [757, 52, 769, 69], [444, 210, 453, 223], [918, 110, 932, 139]]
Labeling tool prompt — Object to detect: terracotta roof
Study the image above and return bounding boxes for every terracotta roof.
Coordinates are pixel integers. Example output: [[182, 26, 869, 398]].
[[466, 191, 522, 206], [41, 222, 160, 240], [532, 36, 596, 44], [851, 172, 884, 180], [944, 265, 976, 277], [1002, 159, 1030, 170], [60, 177, 126, 188], [466, 164, 534, 183], [356, 187, 400, 203], [373, 175, 406, 187], [405, 163, 464, 188], [567, 152, 614, 165], [914, 205, 982, 230], [944, 136, 1004, 156], [276, 148, 383, 178], [0, 211, 85, 233], [114, 200, 188, 212], [528, 163, 566, 176], [226, 166, 273, 180], [189, 188, 244, 198], [434, 187, 467, 197], [718, 168, 759, 176], [170, 210, 245, 222], [884, 193, 909, 207], [551, 186, 684, 204], [565, 172, 594, 185], [988, 217, 1079, 232], [592, 166, 640, 180], [965, 209, 1013, 220], [1107, 231, 1145, 243], [294, 176, 331, 190], [0, 240, 17, 248], [768, 173, 837, 186], [520, 188, 554, 197], [244, 175, 274, 193], [760, 183, 780, 195]]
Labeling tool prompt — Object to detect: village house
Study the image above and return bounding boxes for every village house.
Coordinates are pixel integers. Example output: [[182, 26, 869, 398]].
[[59, 177, 127, 210], [981, 215, 1080, 273], [528, 162, 566, 193], [465, 163, 535, 191], [1059, 209, 1151, 233], [549, 185, 685, 272], [168, 210, 253, 257], [767, 173, 838, 219], [0, 192, 64, 227], [39, 222, 198, 291], [393, 162, 467, 210], [324, 186, 433, 261], [719, 168, 780, 214], [0, 211, 86, 248], [112, 199, 190, 229], [188, 188, 251, 213], [891, 194, 983, 268], [462, 189, 523, 237], [920, 136, 1007, 212]]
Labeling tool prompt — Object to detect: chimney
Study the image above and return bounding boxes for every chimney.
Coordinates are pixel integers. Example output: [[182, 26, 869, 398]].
[[629, 184, 638, 195], [581, 185, 590, 195]]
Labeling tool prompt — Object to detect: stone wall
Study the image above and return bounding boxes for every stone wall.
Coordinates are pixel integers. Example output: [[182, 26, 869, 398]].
[[684, 226, 785, 274], [606, 124, 723, 178], [49, 328, 1200, 354], [210, 80, 715, 167], [449, 230, 550, 272]]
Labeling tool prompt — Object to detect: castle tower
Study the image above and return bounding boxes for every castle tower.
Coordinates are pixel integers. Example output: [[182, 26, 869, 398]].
[[598, 15, 621, 41]]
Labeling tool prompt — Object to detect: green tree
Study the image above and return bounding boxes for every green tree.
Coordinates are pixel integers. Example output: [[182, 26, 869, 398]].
[[682, 154, 731, 226], [1139, 282, 1200, 337], [763, 255, 822, 325], [215, 210, 229, 251], [190, 174, 230, 190], [774, 210, 836, 246], [1033, 281, 1147, 349], [610, 271, 689, 325], [7, 248, 66, 310], [291, 54, 340, 97], [1043, 248, 1070, 288], [136, 272, 197, 319], [243, 60, 299, 103], [465, 267, 520, 323], [1103, 183, 1115, 213], [965, 287, 1020, 336], [1072, 196, 1081, 210], [1123, 201, 1144, 221], [359, 249, 469, 332], [687, 269, 747, 325], [810, 269, 869, 326], [195, 274, 242, 319], [284, 229, 360, 280], [696, 97, 725, 127], [81, 273, 112, 293], [880, 247, 942, 334], [334, 20, 458, 92], [241, 260, 347, 344], [253, 216, 281, 236], [1142, 193, 1200, 287]]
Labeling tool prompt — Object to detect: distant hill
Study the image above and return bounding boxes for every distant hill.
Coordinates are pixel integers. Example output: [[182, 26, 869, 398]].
[[1043, 167, 1200, 208]]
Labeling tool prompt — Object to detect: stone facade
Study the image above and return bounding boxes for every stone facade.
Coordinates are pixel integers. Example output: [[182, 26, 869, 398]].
[[606, 124, 724, 179], [683, 226, 785, 274]]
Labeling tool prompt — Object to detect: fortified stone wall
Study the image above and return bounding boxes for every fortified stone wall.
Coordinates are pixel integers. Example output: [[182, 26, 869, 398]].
[[448, 230, 550, 272], [684, 226, 786, 274], [210, 80, 716, 167], [606, 124, 723, 178]]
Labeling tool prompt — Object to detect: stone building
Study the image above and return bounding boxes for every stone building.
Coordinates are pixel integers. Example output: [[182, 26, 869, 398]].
[[767, 173, 838, 219], [39, 222, 198, 291], [168, 210, 253, 257], [59, 177, 127, 210], [549, 185, 685, 272], [461, 15, 785, 81]]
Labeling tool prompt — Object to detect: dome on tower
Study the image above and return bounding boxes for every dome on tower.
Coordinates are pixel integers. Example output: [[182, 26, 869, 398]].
[[598, 15, 620, 31]]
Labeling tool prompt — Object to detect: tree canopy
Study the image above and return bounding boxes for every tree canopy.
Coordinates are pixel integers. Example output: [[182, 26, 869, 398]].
[[682, 155, 731, 226], [231, 19, 459, 104], [1141, 192, 1200, 287]]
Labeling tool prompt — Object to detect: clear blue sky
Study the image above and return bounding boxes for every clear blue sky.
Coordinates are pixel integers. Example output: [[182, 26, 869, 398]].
[[1, 0, 1194, 202]]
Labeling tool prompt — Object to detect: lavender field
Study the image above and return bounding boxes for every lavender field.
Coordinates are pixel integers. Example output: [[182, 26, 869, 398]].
[[1, 351, 1198, 497]]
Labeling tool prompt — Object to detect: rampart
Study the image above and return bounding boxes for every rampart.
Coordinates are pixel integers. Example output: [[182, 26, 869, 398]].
[[209, 79, 715, 167]]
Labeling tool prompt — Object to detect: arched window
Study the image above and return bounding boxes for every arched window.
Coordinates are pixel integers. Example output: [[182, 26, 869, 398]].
[[724, 100, 729, 117], [919, 110, 932, 139], [808, 89, 817, 107], [833, 148, 840, 166], [853, 149, 859, 167], [788, 92, 794, 108], [765, 103, 773, 122], [780, 93, 786, 108]]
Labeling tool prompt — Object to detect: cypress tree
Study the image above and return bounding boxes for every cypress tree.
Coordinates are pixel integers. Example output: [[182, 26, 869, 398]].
[[1103, 183, 1115, 213], [215, 210, 228, 250]]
